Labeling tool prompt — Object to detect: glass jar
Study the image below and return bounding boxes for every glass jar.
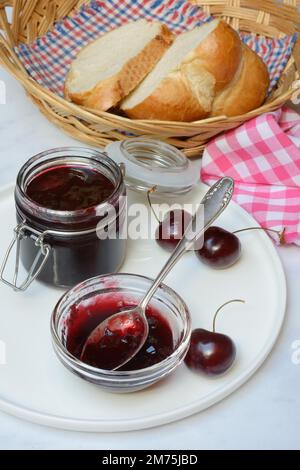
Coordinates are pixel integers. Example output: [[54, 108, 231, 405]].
[[105, 138, 199, 195], [1, 147, 127, 290]]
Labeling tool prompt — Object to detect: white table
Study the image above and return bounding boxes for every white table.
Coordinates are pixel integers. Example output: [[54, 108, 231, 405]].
[[0, 68, 299, 450]]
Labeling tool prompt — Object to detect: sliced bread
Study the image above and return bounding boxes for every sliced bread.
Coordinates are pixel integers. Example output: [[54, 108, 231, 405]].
[[65, 20, 174, 111], [121, 19, 243, 121]]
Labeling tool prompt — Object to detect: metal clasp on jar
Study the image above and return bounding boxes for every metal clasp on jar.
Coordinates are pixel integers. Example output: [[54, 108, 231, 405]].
[[0, 221, 51, 292]]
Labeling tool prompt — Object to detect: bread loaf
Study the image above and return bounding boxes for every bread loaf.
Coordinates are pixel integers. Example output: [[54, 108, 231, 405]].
[[121, 20, 269, 121], [65, 20, 174, 111], [65, 19, 270, 121]]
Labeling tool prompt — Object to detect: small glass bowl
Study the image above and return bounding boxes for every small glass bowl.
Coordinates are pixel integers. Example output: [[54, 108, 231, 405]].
[[51, 273, 191, 393]]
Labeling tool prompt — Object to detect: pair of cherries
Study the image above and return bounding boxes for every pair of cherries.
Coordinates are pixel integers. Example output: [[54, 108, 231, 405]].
[[154, 207, 285, 269], [155, 207, 242, 269]]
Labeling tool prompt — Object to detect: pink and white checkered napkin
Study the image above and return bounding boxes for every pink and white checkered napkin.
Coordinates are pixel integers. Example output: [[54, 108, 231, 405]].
[[15, 0, 297, 97], [201, 106, 300, 246]]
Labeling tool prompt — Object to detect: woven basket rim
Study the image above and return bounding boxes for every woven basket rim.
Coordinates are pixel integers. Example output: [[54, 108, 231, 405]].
[[0, 0, 300, 156]]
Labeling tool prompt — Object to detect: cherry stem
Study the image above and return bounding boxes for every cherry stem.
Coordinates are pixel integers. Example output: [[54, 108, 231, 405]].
[[212, 299, 245, 333], [233, 227, 286, 245], [147, 186, 161, 224]]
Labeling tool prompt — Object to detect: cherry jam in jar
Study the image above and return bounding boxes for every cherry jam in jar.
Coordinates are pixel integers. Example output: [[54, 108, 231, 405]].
[[13, 147, 126, 289]]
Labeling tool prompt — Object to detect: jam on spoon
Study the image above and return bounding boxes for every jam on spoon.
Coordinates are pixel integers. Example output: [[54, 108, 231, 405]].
[[65, 294, 174, 371]]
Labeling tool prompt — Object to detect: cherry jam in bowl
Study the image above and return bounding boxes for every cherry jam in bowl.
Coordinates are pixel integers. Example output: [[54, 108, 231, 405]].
[[51, 274, 191, 393]]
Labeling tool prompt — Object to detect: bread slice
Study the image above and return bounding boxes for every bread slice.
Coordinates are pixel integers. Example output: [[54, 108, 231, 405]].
[[121, 20, 242, 122], [211, 44, 270, 117], [65, 20, 174, 111]]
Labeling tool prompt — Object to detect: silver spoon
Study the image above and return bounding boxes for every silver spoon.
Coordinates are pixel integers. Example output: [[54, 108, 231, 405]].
[[80, 177, 234, 371]]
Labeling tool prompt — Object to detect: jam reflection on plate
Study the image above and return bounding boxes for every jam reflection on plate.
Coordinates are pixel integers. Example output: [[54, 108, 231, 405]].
[[64, 293, 175, 371], [26, 164, 115, 211]]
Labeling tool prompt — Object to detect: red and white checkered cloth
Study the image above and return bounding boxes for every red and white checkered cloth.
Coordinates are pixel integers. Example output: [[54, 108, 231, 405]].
[[15, 0, 297, 98], [201, 106, 300, 246]]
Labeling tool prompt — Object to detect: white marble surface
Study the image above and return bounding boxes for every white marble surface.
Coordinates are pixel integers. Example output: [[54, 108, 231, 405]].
[[0, 68, 299, 450]]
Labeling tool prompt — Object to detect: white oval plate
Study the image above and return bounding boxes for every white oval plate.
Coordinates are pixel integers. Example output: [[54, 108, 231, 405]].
[[0, 183, 286, 432]]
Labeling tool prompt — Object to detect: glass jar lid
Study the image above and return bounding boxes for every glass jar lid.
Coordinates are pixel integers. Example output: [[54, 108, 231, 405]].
[[105, 138, 198, 195]]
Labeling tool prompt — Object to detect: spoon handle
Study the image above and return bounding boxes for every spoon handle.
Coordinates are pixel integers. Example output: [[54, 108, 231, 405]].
[[139, 177, 234, 312]]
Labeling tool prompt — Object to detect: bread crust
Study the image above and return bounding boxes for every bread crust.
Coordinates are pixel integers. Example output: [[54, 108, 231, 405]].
[[123, 21, 244, 122], [211, 44, 270, 117], [185, 20, 242, 93], [65, 24, 174, 111]]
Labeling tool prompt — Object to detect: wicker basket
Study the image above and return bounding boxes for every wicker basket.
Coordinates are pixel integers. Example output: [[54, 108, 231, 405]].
[[0, 0, 300, 157]]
